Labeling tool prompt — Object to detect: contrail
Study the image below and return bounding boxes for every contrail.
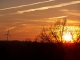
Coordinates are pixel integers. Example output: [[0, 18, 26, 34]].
[[0, 0, 55, 11], [49, 16, 67, 19], [16, 1, 80, 14], [0, 0, 80, 16]]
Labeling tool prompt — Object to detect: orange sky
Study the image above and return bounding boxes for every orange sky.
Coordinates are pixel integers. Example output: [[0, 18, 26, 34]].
[[0, 0, 80, 40]]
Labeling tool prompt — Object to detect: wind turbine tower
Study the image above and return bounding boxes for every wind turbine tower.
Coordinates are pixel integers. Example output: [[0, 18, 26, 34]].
[[4, 30, 12, 41]]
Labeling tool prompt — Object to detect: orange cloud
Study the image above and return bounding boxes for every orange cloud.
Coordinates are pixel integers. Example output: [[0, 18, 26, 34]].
[[67, 12, 80, 16], [0, 0, 80, 16], [49, 16, 67, 19], [16, 1, 80, 14], [5, 27, 16, 31], [0, 0, 55, 11], [60, 9, 80, 16]]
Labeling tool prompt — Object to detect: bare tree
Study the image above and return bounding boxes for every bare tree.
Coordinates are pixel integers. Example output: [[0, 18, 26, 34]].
[[37, 16, 80, 43], [37, 17, 67, 43], [39, 27, 51, 43]]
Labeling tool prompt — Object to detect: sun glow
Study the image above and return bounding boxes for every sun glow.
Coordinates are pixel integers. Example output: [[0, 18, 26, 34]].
[[62, 32, 73, 43]]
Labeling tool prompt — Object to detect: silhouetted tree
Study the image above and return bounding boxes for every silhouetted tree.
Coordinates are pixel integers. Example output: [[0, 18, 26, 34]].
[[39, 27, 51, 43], [36, 16, 80, 43], [37, 17, 67, 43]]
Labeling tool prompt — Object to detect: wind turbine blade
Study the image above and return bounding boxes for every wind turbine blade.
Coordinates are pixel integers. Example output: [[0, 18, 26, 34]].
[[9, 34, 12, 38], [7, 30, 9, 34]]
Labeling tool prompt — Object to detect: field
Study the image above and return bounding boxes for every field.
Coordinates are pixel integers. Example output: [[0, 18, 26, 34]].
[[0, 41, 80, 60]]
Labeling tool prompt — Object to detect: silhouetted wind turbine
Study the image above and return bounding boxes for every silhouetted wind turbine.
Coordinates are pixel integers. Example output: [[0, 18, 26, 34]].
[[4, 30, 12, 41]]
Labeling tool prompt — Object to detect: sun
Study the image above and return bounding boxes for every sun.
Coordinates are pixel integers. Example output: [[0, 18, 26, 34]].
[[62, 32, 73, 43]]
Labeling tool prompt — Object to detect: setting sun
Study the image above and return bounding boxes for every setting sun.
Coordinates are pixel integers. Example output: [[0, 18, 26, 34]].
[[62, 32, 73, 42]]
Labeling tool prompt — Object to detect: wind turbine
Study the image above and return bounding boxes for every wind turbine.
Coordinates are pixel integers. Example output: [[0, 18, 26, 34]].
[[4, 30, 12, 41]]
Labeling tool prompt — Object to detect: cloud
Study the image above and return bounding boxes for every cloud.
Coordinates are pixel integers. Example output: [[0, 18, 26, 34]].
[[48, 16, 67, 19], [15, 0, 80, 14], [5, 26, 16, 31], [67, 20, 75, 23], [60, 9, 79, 12], [4, 23, 28, 32], [0, 0, 80, 16], [67, 12, 80, 16], [67, 20, 80, 26], [60, 9, 69, 12], [0, 0, 55, 11], [60, 9, 80, 16], [14, 22, 22, 24]]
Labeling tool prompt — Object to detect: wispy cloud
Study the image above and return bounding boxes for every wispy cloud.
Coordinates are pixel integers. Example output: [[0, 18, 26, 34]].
[[0, 0, 55, 11], [49, 16, 67, 19], [67, 20, 75, 23], [5, 26, 16, 31], [67, 19, 80, 26], [60, 9, 79, 12], [60, 9, 80, 16], [4, 24, 26, 31], [14, 22, 22, 24], [67, 12, 80, 16], [1, 0, 80, 16], [60, 9, 69, 12], [16, 1, 80, 14]]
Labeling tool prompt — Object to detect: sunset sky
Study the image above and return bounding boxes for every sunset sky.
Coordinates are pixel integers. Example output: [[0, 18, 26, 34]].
[[0, 0, 80, 40]]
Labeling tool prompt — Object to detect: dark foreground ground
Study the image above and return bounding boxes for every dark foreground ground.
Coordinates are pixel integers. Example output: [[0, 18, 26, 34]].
[[0, 41, 80, 60]]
